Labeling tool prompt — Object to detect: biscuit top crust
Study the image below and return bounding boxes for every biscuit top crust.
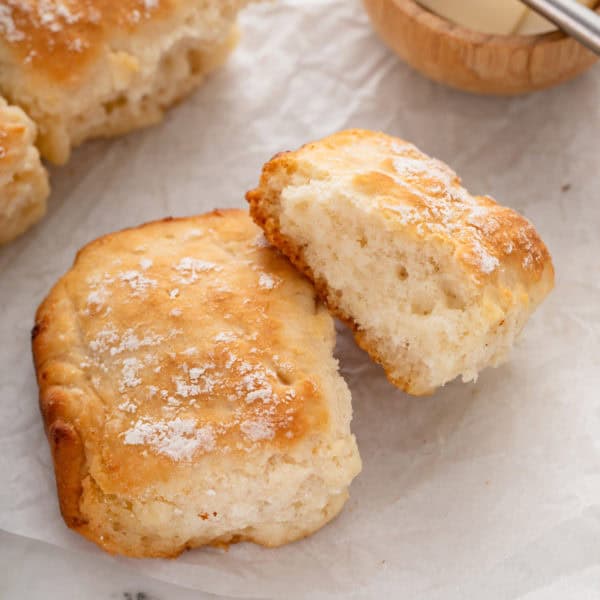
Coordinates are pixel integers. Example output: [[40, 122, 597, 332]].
[[0, 0, 181, 83], [254, 129, 553, 289], [0, 96, 37, 174], [33, 210, 332, 491]]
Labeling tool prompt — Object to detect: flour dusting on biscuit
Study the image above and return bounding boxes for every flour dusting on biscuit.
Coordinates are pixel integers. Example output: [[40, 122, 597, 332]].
[[247, 129, 555, 395], [33, 209, 361, 557], [0, 0, 257, 163]]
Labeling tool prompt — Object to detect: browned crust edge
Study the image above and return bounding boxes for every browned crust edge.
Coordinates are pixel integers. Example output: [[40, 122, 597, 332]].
[[246, 188, 431, 396], [32, 303, 88, 531], [72, 208, 245, 263]]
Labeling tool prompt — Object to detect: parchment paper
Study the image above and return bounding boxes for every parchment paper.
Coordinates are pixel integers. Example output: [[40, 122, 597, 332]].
[[1, 1, 600, 598]]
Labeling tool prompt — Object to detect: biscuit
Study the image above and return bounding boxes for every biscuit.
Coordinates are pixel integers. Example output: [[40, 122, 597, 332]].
[[0, 96, 49, 244], [32, 209, 361, 557], [247, 129, 555, 395], [0, 0, 253, 164]]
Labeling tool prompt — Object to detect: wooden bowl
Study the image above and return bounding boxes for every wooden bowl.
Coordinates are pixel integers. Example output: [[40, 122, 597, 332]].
[[363, 0, 599, 95]]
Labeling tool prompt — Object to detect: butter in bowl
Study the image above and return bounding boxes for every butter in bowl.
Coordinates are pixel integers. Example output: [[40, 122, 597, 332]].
[[363, 0, 600, 94]]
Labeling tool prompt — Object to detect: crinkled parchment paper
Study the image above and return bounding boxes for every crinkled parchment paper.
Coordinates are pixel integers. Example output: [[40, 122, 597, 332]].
[[1, 1, 600, 598]]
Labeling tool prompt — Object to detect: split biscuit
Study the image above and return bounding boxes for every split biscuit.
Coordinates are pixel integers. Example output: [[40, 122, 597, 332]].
[[247, 129, 555, 395]]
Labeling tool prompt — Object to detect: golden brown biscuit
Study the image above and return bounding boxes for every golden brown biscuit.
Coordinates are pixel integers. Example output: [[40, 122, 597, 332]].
[[0, 0, 253, 164], [247, 129, 555, 395], [32, 209, 361, 557], [0, 96, 49, 244]]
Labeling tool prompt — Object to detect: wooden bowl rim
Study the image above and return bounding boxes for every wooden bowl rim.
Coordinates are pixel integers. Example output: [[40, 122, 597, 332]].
[[388, 0, 600, 48]]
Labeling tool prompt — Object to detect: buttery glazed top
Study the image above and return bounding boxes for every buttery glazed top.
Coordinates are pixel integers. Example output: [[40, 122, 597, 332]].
[[33, 210, 332, 492], [0, 0, 177, 82], [257, 129, 554, 291]]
